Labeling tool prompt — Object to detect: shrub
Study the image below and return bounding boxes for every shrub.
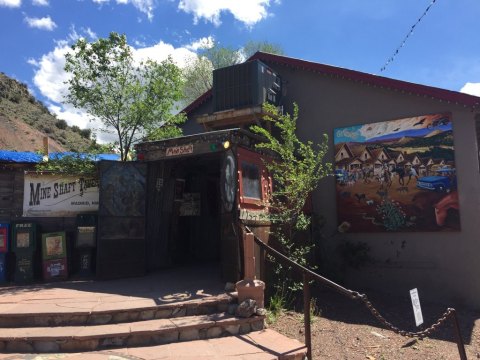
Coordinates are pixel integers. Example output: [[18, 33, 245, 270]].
[[80, 128, 92, 139], [55, 119, 68, 129]]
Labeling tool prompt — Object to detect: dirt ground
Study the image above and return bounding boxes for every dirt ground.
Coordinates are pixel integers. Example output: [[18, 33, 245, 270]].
[[268, 288, 480, 360]]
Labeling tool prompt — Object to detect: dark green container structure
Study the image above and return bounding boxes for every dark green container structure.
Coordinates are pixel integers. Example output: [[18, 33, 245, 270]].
[[12, 222, 37, 283], [41, 231, 68, 280], [75, 214, 97, 277]]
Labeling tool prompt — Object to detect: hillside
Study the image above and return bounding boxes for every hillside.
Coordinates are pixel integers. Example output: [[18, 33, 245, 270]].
[[0, 72, 94, 153]]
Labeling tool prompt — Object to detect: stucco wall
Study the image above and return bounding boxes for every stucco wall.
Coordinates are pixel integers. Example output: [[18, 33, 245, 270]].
[[182, 61, 480, 308], [268, 62, 480, 308]]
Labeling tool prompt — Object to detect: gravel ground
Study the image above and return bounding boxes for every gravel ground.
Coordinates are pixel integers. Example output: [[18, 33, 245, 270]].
[[268, 289, 480, 360]]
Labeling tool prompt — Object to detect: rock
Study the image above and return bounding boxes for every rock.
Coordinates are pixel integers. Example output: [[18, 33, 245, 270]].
[[236, 299, 256, 318], [225, 282, 236, 292], [256, 307, 267, 316], [224, 324, 240, 335], [179, 329, 200, 341], [172, 307, 186, 317], [206, 326, 222, 338], [227, 303, 238, 315]]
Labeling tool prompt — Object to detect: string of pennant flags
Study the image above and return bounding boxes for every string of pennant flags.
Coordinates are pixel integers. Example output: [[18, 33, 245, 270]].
[[380, 0, 438, 72]]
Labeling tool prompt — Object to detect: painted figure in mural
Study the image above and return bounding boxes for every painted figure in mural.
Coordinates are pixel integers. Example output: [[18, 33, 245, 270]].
[[362, 167, 373, 183], [407, 167, 419, 185], [392, 166, 406, 186], [379, 164, 392, 190]]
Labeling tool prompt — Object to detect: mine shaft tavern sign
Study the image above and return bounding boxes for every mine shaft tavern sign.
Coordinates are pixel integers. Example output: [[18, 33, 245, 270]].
[[166, 144, 193, 157], [23, 173, 99, 217]]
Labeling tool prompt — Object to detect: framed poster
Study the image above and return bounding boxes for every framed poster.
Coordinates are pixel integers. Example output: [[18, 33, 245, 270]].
[[16, 232, 31, 248], [42, 232, 67, 260], [334, 113, 460, 232]]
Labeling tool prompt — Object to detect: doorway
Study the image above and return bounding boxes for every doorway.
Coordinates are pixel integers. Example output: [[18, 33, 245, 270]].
[[146, 153, 223, 272]]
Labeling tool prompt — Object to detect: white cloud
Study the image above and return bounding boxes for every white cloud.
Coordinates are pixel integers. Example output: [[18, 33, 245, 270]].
[[32, 0, 49, 6], [0, 0, 21, 7], [24, 16, 57, 31], [178, 0, 274, 26], [29, 31, 207, 142], [133, 40, 196, 68], [185, 36, 214, 51], [91, 0, 155, 21], [83, 27, 97, 40], [460, 82, 480, 97], [30, 42, 70, 103]]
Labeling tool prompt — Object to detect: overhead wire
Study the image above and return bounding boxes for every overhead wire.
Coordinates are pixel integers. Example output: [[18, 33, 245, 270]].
[[380, 0, 438, 72]]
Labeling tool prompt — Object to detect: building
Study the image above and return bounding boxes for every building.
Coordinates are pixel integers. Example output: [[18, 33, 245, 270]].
[[181, 52, 480, 308]]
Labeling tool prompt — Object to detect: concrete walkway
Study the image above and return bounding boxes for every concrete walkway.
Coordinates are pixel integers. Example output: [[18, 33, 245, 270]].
[[0, 329, 307, 359], [0, 265, 227, 316], [0, 265, 307, 359]]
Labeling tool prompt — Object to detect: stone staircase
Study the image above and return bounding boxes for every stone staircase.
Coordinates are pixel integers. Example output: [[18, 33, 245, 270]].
[[0, 292, 267, 353]]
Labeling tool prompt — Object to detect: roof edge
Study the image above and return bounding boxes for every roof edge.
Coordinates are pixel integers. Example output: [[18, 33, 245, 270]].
[[249, 52, 480, 109], [182, 52, 480, 116]]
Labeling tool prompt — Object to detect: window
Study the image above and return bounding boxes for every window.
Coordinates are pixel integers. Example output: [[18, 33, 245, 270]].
[[241, 161, 261, 199], [237, 147, 271, 207]]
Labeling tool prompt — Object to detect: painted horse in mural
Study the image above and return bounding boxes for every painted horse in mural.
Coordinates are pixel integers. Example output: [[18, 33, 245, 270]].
[[391, 166, 407, 186]]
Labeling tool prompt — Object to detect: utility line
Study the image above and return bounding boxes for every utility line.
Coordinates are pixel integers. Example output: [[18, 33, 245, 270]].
[[380, 0, 438, 72]]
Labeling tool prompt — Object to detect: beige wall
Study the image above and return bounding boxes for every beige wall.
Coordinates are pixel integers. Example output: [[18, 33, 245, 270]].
[[268, 62, 480, 308], [182, 61, 480, 308]]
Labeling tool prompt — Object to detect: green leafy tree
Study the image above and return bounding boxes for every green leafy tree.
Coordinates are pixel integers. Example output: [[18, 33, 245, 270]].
[[250, 103, 331, 292], [36, 153, 98, 177], [182, 40, 284, 104], [200, 43, 243, 69], [182, 55, 215, 105], [64, 32, 185, 161], [242, 40, 284, 59]]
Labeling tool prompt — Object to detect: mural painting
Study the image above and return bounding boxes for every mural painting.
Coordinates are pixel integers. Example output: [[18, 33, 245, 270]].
[[334, 113, 460, 232]]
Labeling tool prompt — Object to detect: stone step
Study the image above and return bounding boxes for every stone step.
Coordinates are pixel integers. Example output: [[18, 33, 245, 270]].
[[0, 293, 236, 327], [0, 312, 265, 353]]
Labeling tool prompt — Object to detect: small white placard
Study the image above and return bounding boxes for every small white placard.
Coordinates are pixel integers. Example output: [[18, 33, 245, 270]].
[[410, 288, 424, 327], [166, 144, 193, 157]]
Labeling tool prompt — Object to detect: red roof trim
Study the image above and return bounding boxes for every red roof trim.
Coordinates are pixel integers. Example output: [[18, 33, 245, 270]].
[[183, 52, 480, 115], [181, 89, 212, 115]]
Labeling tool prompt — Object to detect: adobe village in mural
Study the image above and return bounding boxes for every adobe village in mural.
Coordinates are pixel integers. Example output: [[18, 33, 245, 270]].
[[334, 113, 460, 232]]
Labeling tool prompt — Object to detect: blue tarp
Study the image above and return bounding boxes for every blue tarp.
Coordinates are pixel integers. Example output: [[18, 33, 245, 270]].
[[0, 150, 120, 163], [0, 150, 42, 163]]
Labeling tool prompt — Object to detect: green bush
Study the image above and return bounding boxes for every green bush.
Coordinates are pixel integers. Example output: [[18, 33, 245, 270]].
[[80, 128, 91, 139], [55, 119, 68, 129]]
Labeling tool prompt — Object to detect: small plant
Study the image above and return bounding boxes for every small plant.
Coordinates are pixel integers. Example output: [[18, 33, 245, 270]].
[[266, 290, 288, 324], [301, 297, 320, 324]]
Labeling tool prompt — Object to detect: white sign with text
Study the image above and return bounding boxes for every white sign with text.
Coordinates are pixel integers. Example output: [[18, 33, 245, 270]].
[[410, 288, 424, 327], [23, 173, 99, 217]]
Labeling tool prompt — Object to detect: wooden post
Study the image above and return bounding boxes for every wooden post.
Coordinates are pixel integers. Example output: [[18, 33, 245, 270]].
[[303, 273, 312, 360], [243, 231, 255, 281], [236, 228, 265, 308]]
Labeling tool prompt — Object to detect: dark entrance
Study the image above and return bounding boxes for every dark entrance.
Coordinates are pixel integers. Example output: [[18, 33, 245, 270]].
[[146, 153, 222, 271], [136, 129, 273, 283]]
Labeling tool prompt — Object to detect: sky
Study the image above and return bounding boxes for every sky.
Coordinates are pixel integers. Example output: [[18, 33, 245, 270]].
[[0, 0, 479, 142]]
